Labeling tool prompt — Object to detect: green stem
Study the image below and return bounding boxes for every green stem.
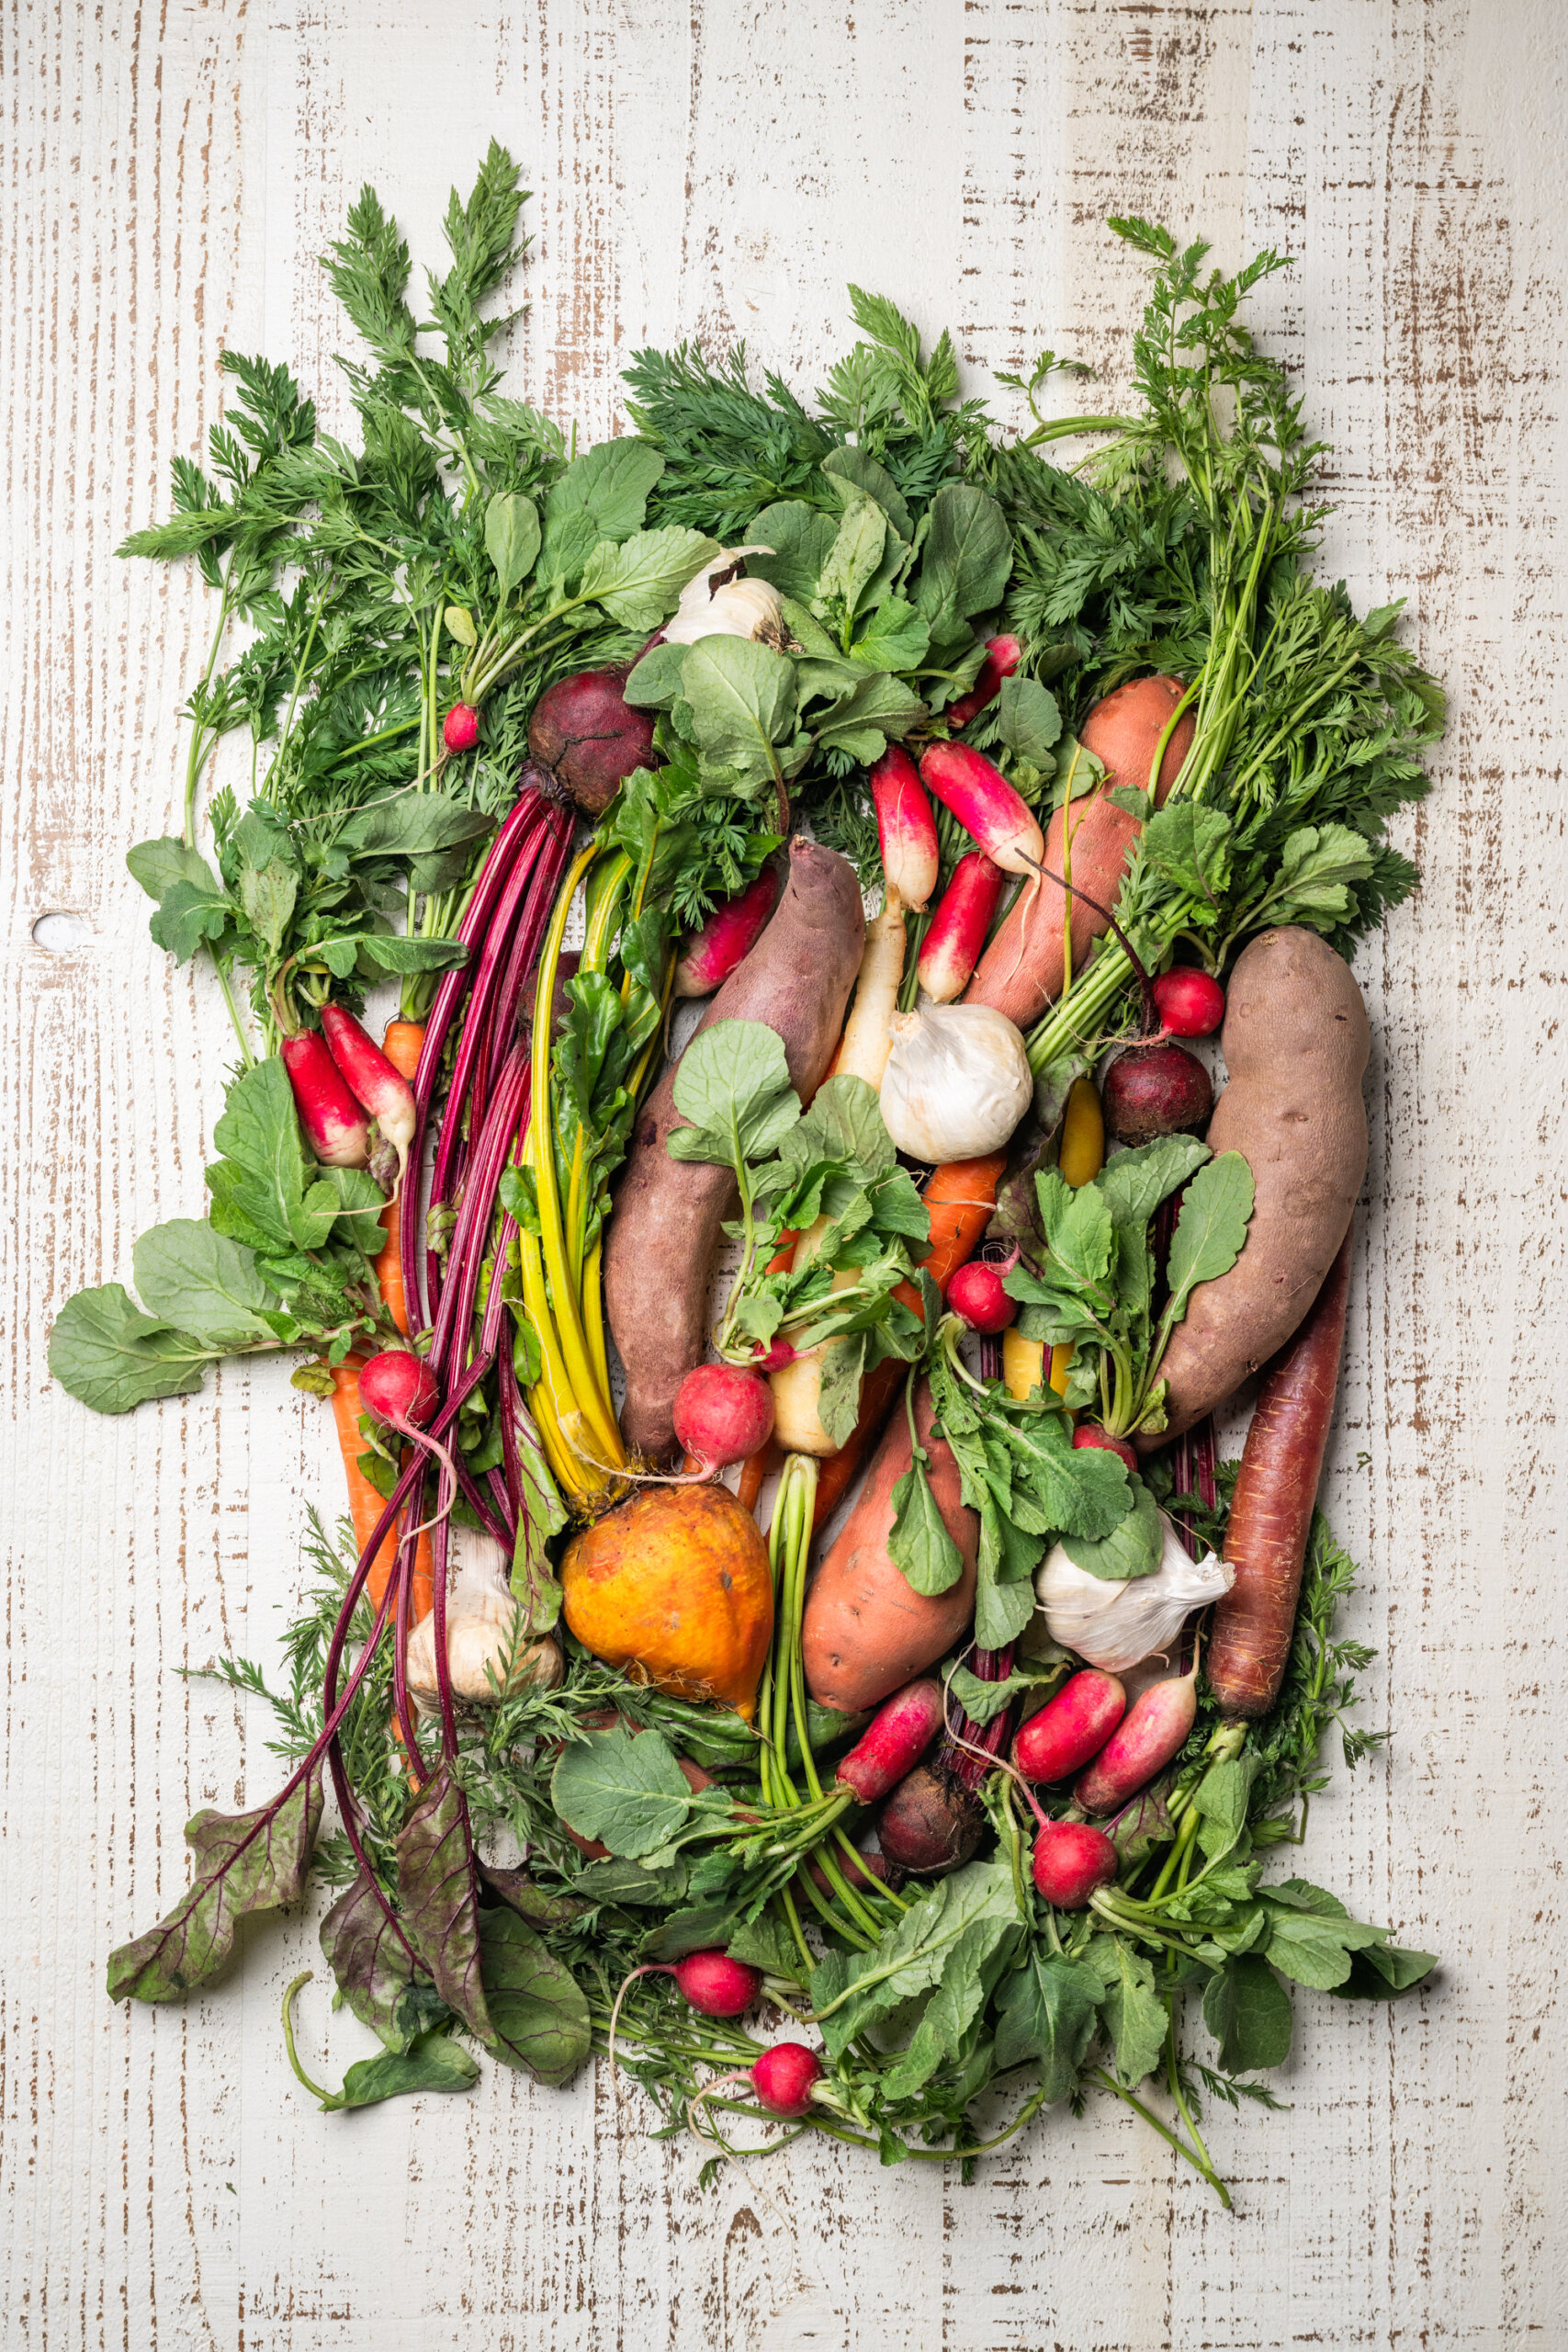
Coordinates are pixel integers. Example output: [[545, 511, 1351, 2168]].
[[1089, 2068, 1233, 2209]]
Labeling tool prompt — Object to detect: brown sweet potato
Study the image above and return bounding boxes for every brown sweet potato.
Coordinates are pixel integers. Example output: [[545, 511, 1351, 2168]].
[[802, 1383, 978, 1713], [604, 839, 864, 1459], [964, 674, 1194, 1030], [1141, 927, 1369, 1448]]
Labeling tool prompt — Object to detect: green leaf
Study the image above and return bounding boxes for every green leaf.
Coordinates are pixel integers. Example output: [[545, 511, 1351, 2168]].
[[1092, 1935, 1168, 2085], [724, 1909, 799, 1980], [213, 1057, 309, 1247], [820, 445, 913, 539], [809, 1860, 1021, 2061], [1000, 1408, 1131, 1537], [394, 1762, 493, 2041], [679, 635, 801, 789], [238, 860, 298, 956], [1164, 1151, 1255, 1320], [1190, 1754, 1258, 1863], [1261, 1892, 1387, 1992], [808, 669, 925, 763], [478, 1866, 590, 1933], [994, 675, 1062, 763], [49, 1283, 220, 1414], [1202, 1955, 1293, 2072], [944, 1657, 1065, 1727], [1093, 1135, 1211, 1236], [1265, 823, 1378, 928], [1139, 803, 1233, 903], [129, 1218, 279, 1348], [478, 1906, 591, 2086], [880, 1909, 1022, 2099], [338, 793, 492, 865], [815, 1331, 866, 1450], [888, 1457, 966, 1596], [993, 1952, 1100, 2098], [746, 502, 840, 603], [622, 640, 689, 709], [107, 1769, 322, 2001], [128, 837, 233, 961], [549, 1724, 694, 1860], [1049, 1180, 1116, 1290], [308, 2030, 480, 2112], [914, 484, 1011, 640], [1330, 1943, 1438, 1999], [780, 1075, 897, 1185], [128, 834, 221, 903], [850, 597, 929, 673], [539, 437, 665, 583], [319, 1873, 439, 2054], [484, 490, 541, 598], [445, 604, 479, 647], [814, 497, 887, 626], [667, 1018, 801, 1169], [1060, 1474, 1164, 1581], [352, 933, 469, 977], [580, 525, 719, 631], [509, 1419, 568, 1633]]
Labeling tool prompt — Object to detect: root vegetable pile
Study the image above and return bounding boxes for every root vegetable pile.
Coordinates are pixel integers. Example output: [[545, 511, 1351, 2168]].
[[60, 171, 1438, 2202]]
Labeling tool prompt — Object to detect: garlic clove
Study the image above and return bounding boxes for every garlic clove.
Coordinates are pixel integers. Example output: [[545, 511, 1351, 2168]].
[[661, 547, 790, 649]]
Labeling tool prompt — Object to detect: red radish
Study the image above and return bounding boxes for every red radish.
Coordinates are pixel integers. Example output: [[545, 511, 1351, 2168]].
[[443, 703, 479, 753], [748, 2042, 825, 2118], [1153, 967, 1225, 1040], [1032, 1819, 1118, 1908], [1073, 1425, 1139, 1475], [1014, 1669, 1126, 1782], [918, 742, 1043, 877], [946, 1257, 1015, 1336], [1102, 1041, 1213, 1145], [359, 1348, 439, 1429], [833, 1676, 945, 1804], [528, 665, 656, 816], [321, 1004, 417, 1190], [281, 1031, 371, 1170], [758, 1340, 797, 1372], [869, 745, 940, 910], [1075, 1658, 1199, 1815], [945, 633, 1022, 731], [673, 868, 781, 998], [671, 1950, 762, 2016], [916, 852, 1005, 1002], [671, 1364, 775, 1468]]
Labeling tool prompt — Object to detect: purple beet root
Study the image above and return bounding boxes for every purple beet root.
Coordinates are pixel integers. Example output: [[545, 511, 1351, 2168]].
[[527, 667, 657, 815]]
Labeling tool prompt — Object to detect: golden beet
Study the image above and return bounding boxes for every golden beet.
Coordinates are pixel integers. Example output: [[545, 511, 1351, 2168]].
[[561, 1483, 774, 1720]]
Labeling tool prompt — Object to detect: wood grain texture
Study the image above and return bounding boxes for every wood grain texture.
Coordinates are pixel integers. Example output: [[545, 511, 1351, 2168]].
[[4, 0, 1565, 2343]]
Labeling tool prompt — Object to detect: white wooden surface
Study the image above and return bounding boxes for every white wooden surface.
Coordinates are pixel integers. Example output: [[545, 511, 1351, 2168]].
[[5, 1, 1566, 2343]]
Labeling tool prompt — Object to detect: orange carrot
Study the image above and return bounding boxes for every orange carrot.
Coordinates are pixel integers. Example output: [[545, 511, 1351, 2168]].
[[737, 1438, 781, 1518], [373, 1020, 425, 1336], [329, 1356, 434, 1620], [810, 1151, 1007, 1531]]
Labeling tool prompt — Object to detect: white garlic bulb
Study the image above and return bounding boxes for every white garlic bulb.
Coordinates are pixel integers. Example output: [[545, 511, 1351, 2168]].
[[662, 547, 790, 649], [1034, 1513, 1234, 1674], [878, 1003, 1032, 1163], [406, 1560, 563, 1705]]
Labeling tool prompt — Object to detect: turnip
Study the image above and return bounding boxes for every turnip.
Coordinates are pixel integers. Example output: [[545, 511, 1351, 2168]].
[[673, 868, 781, 998], [321, 1004, 417, 1190], [868, 745, 939, 910], [671, 1364, 775, 1469], [945, 633, 1022, 732], [281, 1031, 371, 1170], [916, 852, 1005, 1002], [1072, 1424, 1139, 1474], [1102, 1040, 1213, 1145], [946, 1256, 1016, 1336], [528, 664, 656, 816], [1013, 1668, 1126, 1782], [1153, 967, 1225, 1040], [443, 702, 480, 753], [1075, 1656, 1199, 1815]]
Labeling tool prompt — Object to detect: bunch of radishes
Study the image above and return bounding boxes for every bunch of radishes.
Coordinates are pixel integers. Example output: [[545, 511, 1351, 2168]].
[[1009, 1661, 1201, 1905], [282, 1008, 417, 1196]]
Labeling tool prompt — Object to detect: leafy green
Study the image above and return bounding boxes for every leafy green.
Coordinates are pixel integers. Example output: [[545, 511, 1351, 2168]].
[[549, 1724, 695, 1860], [107, 1770, 322, 2001], [394, 1764, 493, 2041], [810, 1860, 1022, 2060], [48, 1284, 227, 1414], [666, 1020, 801, 1168], [1202, 1956, 1293, 2072], [320, 1874, 441, 2053], [479, 1906, 592, 2086], [994, 1952, 1102, 2098], [1060, 1472, 1165, 1581]]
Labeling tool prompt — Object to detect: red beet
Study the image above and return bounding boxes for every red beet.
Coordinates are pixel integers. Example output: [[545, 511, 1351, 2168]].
[[1102, 1041, 1213, 1144], [359, 1349, 439, 1430], [876, 1764, 983, 1875], [750, 2042, 824, 2118], [1072, 1425, 1139, 1474], [1032, 1820, 1118, 1908], [671, 1364, 775, 1468], [946, 1259, 1016, 1335], [528, 666, 656, 816], [1152, 967, 1225, 1039], [672, 1950, 761, 2018], [443, 702, 480, 753]]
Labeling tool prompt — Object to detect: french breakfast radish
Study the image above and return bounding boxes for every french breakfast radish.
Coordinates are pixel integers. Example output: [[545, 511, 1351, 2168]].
[[1153, 967, 1225, 1039], [1032, 1819, 1118, 1908], [1075, 1657, 1199, 1815], [918, 742, 1043, 876], [964, 674, 1194, 1028], [281, 1030, 371, 1170], [1206, 1227, 1353, 1718], [916, 853, 1005, 1002], [321, 1005, 417, 1187], [945, 633, 1022, 732], [673, 867, 781, 998], [869, 745, 939, 910], [671, 1364, 775, 1469], [1013, 1670, 1126, 1782], [832, 1677, 945, 1804]]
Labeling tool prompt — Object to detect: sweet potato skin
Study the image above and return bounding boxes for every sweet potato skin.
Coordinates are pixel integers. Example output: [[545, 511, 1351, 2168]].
[[605, 839, 864, 1459], [802, 1384, 978, 1713], [964, 675, 1194, 1030], [1140, 927, 1369, 1448]]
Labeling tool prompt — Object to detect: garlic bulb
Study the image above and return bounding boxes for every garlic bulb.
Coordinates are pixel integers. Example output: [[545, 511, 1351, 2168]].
[[878, 1003, 1032, 1162], [1034, 1513, 1234, 1674], [406, 1560, 563, 1705], [662, 547, 790, 649]]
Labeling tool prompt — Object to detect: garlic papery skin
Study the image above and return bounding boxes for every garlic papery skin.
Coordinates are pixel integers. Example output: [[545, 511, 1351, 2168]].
[[1033, 1514, 1234, 1674], [878, 1002, 1032, 1162], [661, 547, 790, 649], [406, 1560, 564, 1705]]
